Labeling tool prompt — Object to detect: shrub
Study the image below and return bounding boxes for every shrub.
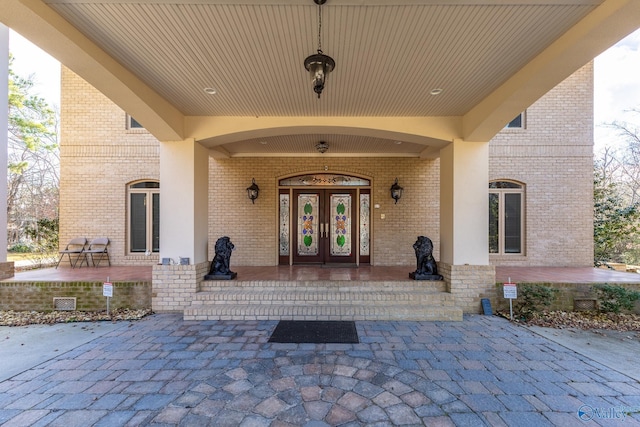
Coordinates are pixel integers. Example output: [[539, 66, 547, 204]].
[[593, 284, 640, 313], [515, 283, 559, 320], [9, 243, 33, 253]]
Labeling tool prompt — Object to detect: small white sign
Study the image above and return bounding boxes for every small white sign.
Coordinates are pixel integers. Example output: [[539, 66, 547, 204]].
[[103, 282, 113, 298], [503, 283, 517, 299]]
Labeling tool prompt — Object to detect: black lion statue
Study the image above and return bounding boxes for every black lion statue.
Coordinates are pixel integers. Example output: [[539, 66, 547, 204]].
[[205, 236, 237, 279], [409, 236, 443, 280]]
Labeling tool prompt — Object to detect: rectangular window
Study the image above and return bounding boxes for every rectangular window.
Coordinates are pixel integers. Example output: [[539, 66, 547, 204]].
[[152, 193, 160, 252], [130, 193, 147, 252], [504, 193, 522, 253], [489, 193, 499, 254]]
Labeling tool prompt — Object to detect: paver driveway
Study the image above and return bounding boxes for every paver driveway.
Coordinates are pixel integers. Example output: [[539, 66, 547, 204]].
[[0, 314, 639, 426]]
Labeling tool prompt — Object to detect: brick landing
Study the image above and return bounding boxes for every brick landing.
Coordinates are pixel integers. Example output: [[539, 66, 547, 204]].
[[6, 265, 639, 284]]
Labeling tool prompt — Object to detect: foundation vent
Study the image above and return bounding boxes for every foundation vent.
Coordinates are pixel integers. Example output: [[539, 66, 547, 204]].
[[573, 298, 597, 312], [53, 297, 77, 311]]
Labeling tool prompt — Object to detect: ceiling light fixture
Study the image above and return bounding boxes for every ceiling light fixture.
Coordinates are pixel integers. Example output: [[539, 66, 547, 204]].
[[304, 0, 335, 99], [316, 141, 329, 154], [430, 88, 443, 96], [204, 87, 217, 95]]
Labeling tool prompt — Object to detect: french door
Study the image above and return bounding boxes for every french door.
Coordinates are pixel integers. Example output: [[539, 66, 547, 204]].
[[292, 189, 357, 264]]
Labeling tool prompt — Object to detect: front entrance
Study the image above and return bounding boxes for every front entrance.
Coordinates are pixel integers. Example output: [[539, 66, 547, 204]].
[[278, 173, 371, 265], [293, 189, 356, 264]]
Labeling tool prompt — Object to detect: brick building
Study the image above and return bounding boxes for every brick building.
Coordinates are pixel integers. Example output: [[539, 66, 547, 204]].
[[60, 62, 593, 313], [3, 1, 638, 317]]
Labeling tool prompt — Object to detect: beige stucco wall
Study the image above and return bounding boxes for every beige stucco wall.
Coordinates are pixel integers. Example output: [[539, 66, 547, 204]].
[[60, 61, 594, 268]]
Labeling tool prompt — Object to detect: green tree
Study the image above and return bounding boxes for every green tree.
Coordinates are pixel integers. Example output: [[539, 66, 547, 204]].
[[593, 166, 640, 265], [6, 54, 59, 248]]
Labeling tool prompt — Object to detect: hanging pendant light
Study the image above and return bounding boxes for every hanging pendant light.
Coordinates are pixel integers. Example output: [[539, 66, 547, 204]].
[[304, 0, 335, 98]]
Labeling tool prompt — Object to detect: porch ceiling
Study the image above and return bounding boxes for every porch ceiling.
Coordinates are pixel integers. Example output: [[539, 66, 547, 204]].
[[3, 0, 640, 156]]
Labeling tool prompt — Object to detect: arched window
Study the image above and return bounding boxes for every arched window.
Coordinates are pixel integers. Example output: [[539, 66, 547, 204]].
[[489, 181, 524, 255], [128, 181, 159, 254]]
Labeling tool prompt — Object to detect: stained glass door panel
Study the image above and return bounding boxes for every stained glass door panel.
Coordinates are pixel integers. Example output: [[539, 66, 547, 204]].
[[293, 191, 323, 263], [325, 190, 356, 264], [329, 194, 351, 256], [297, 193, 319, 256]]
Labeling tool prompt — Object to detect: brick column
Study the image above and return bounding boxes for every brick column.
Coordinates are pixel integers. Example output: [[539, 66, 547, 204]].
[[439, 263, 495, 314], [152, 261, 209, 312]]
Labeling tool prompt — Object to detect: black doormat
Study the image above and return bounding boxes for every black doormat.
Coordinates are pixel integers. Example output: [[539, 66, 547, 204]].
[[268, 321, 359, 344]]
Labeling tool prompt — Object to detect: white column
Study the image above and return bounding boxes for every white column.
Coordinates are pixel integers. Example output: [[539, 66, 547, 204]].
[[0, 26, 9, 262], [440, 139, 489, 265], [159, 138, 208, 264]]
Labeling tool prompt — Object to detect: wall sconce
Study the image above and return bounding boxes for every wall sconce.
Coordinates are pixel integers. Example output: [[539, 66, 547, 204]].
[[390, 178, 403, 204], [246, 178, 259, 204]]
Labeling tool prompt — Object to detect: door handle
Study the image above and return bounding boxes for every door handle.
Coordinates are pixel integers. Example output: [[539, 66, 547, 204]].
[[320, 223, 324, 238], [325, 223, 329, 238]]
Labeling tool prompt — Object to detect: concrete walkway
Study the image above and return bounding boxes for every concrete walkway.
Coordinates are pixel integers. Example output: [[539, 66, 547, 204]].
[[0, 314, 639, 426]]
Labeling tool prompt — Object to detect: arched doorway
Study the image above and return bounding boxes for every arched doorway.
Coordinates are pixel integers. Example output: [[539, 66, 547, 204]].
[[279, 173, 370, 266]]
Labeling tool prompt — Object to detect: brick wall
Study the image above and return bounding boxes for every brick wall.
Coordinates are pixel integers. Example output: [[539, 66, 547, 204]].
[[0, 281, 151, 311], [0, 262, 14, 280], [494, 282, 640, 315], [209, 158, 440, 266], [489, 63, 594, 267], [60, 67, 160, 266]]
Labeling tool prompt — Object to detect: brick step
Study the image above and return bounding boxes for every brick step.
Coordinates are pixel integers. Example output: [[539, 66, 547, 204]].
[[199, 279, 447, 293], [190, 290, 456, 306], [183, 303, 463, 321]]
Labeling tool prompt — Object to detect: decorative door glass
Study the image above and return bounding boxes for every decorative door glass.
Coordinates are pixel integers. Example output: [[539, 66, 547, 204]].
[[297, 194, 319, 256], [330, 194, 351, 256], [279, 194, 290, 256], [359, 193, 370, 256]]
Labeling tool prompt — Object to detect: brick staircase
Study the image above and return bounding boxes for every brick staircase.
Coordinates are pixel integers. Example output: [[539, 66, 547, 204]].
[[184, 279, 463, 321]]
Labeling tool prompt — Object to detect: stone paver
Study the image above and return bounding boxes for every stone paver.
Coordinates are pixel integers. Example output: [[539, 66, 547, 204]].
[[1, 313, 640, 426]]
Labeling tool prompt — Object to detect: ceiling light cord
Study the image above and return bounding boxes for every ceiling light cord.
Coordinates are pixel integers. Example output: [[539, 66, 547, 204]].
[[317, 2, 323, 53]]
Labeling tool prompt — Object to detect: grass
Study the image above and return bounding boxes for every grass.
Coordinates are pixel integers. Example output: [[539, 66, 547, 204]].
[[7, 253, 35, 262], [7, 252, 58, 269]]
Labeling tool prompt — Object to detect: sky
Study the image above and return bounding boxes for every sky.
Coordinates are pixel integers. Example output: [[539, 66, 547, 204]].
[[7, 27, 640, 151]]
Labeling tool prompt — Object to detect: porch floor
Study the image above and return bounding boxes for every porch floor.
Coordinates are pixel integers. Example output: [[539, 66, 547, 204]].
[[4, 264, 640, 284]]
